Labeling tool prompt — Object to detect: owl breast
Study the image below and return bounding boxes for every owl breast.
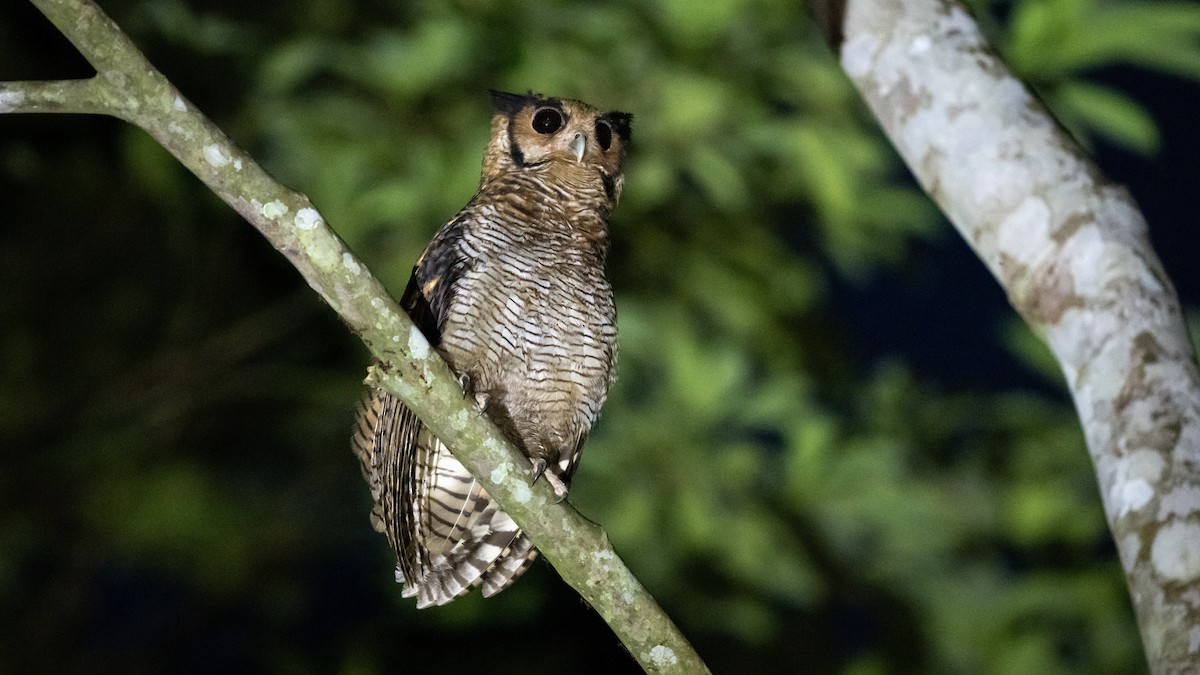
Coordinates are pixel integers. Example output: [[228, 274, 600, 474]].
[[436, 223, 616, 473]]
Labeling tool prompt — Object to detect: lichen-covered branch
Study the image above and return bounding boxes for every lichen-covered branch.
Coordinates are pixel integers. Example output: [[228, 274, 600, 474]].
[[1, 0, 708, 672], [815, 0, 1200, 672]]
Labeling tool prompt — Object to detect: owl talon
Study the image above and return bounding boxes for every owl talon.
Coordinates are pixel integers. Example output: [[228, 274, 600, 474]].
[[459, 373, 490, 414], [545, 472, 570, 502], [529, 458, 569, 501]]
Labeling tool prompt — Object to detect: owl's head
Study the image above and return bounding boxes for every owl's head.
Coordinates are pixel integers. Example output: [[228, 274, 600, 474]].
[[483, 90, 632, 202]]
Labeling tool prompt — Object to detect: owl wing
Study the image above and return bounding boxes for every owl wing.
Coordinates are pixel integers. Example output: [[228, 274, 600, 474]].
[[351, 219, 535, 607], [350, 268, 437, 538]]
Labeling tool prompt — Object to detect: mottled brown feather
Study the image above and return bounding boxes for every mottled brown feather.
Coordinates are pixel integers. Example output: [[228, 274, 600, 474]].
[[352, 91, 630, 606]]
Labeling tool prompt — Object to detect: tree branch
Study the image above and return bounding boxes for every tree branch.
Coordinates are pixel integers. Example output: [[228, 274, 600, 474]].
[[1, 0, 709, 672], [0, 79, 109, 115], [814, 0, 1200, 672]]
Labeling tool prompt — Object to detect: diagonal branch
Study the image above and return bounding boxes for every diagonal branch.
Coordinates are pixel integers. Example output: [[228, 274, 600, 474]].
[[1, 0, 709, 672], [812, 0, 1200, 672]]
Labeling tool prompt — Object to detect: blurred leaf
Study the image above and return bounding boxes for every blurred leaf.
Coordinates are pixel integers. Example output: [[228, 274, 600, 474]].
[[133, 0, 257, 55], [350, 22, 478, 96], [1053, 81, 1160, 153], [1010, 0, 1200, 76]]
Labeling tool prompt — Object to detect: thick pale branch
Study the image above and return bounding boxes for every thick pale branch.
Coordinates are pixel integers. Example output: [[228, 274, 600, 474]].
[[819, 0, 1200, 672], [3, 0, 708, 672]]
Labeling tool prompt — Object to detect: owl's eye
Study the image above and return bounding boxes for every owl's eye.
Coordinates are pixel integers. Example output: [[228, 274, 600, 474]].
[[531, 108, 563, 134], [595, 121, 613, 151]]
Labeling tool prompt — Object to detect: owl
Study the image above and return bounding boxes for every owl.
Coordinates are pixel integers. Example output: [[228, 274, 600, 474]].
[[352, 91, 632, 608]]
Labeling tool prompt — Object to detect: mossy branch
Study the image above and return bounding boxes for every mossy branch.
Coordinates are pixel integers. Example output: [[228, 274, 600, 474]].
[[0, 0, 709, 672]]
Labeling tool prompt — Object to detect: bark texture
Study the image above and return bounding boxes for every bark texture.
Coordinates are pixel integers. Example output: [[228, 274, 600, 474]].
[[825, 0, 1200, 671]]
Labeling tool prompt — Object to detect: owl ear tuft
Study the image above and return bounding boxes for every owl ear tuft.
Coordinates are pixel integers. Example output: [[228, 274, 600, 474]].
[[603, 112, 633, 142], [489, 90, 535, 116]]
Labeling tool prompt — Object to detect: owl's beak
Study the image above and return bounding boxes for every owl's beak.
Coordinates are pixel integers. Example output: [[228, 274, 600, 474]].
[[568, 132, 586, 163]]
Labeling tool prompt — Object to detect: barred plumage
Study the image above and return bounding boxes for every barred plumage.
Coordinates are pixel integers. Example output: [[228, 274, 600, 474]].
[[352, 91, 631, 607]]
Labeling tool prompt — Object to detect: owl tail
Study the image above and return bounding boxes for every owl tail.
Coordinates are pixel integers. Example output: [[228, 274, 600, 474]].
[[401, 516, 538, 607], [480, 532, 538, 597], [402, 439, 541, 607], [400, 511, 524, 608], [354, 390, 542, 607]]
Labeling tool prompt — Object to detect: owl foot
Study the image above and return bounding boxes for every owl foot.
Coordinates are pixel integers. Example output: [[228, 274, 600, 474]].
[[530, 458, 569, 502], [458, 373, 490, 414]]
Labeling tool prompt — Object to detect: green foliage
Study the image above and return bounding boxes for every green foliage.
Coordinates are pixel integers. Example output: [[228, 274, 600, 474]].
[[3, 0, 1198, 672], [980, 0, 1200, 153]]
